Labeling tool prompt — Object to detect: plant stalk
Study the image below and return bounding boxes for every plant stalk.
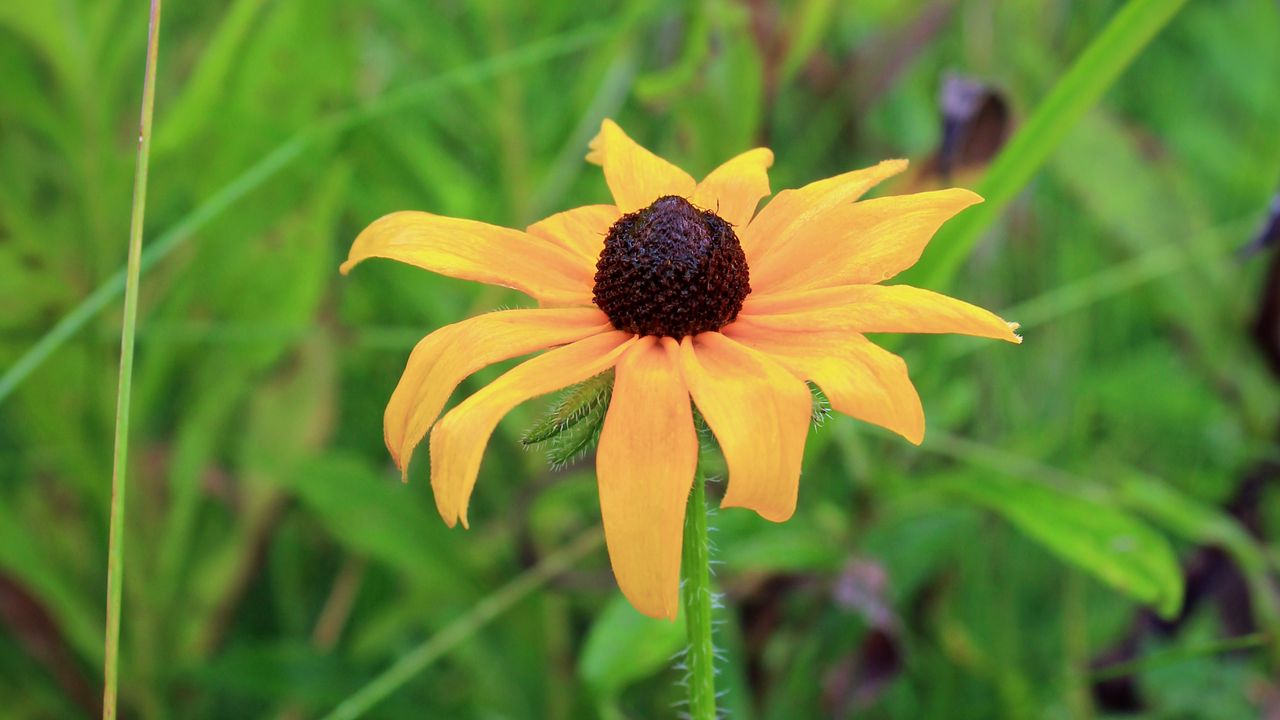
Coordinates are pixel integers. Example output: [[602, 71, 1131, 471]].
[[103, 1, 162, 717], [682, 467, 716, 720]]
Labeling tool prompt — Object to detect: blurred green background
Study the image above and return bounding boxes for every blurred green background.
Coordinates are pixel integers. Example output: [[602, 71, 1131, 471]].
[[3, 0, 1280, 717]]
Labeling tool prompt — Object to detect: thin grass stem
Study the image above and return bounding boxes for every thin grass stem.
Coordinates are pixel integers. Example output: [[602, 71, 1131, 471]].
[[1090, 633, 1269, 681], [320, 527, 604, 720], [0, 23, 615, 408], [103, 1, 162, 717]]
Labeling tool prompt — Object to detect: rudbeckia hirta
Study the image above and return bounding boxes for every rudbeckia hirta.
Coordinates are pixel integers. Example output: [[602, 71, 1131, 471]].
[[341, 119, 1020, 620]]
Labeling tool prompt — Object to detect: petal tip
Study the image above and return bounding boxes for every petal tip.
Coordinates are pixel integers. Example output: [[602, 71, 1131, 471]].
[[950, 187, 985, 207], [586, 118, 620, 165], [1007, 321, 1024, 344], [722, 497, 795, 524], [627, 596, 676, 621]]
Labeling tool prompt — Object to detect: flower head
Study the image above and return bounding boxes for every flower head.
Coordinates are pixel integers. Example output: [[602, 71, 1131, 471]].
[[342, 119, 1020, 619]]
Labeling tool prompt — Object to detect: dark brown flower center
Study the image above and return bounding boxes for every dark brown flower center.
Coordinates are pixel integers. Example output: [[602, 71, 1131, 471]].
[[592, 195, 751, 338]]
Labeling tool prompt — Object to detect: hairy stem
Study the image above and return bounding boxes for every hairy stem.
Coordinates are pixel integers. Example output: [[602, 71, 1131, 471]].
[[682, 467, 716, 720]]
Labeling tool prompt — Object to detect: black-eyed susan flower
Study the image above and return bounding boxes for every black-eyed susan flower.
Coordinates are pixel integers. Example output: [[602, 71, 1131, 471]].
[[341, 119, 1020, 619]]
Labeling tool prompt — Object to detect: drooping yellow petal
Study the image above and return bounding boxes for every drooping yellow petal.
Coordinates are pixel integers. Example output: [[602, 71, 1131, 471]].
[[690, 148, 774, 228], [385, 308, 613, 477], [586, 119, 696, 213], [430, 331, 636, 528], [724, 320, 925, 443], [741, 159, 908, 264], [526, 204, 620, 266], [678, 332, 811, 522], [342, 211, 594, 305], [750, 189, 982, 295], [742, 285, 1023, 343], [596, 337, 696, 620]]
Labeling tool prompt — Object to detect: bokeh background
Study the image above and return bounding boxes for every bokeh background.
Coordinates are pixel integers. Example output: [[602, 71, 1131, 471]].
[[3, 0, 1280, 717]]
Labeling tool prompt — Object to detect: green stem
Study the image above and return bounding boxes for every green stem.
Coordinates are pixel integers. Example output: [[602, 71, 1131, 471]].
[[103, 1, 162, 718], [682, 467, 716, 720]]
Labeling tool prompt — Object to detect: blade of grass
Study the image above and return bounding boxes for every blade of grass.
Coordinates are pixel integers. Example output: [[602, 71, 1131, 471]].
[[527, 45, 637, 220], [0, 22, 615, 408], [320, 527, 604, 720], [1090, 633, 1269, 681], [103, 1, 162, 717], [908, 0, 1190, 289]]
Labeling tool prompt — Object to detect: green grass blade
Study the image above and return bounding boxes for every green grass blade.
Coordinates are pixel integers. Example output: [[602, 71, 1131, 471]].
[[320, 528, 604, 720], [103, 1, 162, 717], [1091, 633, 1269, 681], [909, 0, 1190, 289], [0, 22, 613, 408]]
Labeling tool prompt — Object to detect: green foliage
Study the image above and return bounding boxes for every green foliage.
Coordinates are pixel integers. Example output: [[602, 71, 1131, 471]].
[[808, 381, 832, 427], [522, 370, 614, 469], [2, 0, 1280, 717], [935, 473, 1184, 618], [580, 595, 686, 703]]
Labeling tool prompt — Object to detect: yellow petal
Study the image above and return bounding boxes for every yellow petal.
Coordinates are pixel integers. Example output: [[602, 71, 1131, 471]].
[[742, 284, 1023, 343], [526, 204, 620, 266], [596, 337, 696, 620], [430, 331, 636, 528], [690, 148, 774, 228], [724, 320, 925, 443], [751, 189, 982, 294], [385, 308, 613, 476], [741, 159, 908, 264], [342, 211, 594, 305], [678, 332, 811, 522], [586, 119, 696, 213]]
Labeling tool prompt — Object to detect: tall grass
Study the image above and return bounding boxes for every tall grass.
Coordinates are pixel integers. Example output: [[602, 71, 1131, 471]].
[[103, 1, 162, 717], [0, 0, 1276, 717]]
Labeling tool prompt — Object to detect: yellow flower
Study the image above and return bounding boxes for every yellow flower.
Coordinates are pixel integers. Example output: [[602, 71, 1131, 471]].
[[341, 119, 1020, 619]]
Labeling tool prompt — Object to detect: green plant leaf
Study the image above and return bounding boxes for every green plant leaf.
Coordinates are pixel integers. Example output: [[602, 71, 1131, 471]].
[[1117, 473, 1280, 633], [579, 594, 686, 699], [908, 0, 1191, 289], [521, 370, 613, 446], [935, 473, 1184, 618], [280, 454, 476, 601]]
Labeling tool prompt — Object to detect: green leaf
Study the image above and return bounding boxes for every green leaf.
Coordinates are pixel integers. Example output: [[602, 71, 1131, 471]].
[[579, 594, 686, 698], [1117, 473, 1280, 630], [153, 0, 270, 155], [521, 370, 613, 446], [279, 454, 476, 601], [543, 415, 607, 471], [909, 0, 1191, 289], [0, 500, 103, 664], [522, 370, 613, 469], [935, 473, 1184, 618], [808, 382, 831, 428], [777, 0, 836, 85]]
